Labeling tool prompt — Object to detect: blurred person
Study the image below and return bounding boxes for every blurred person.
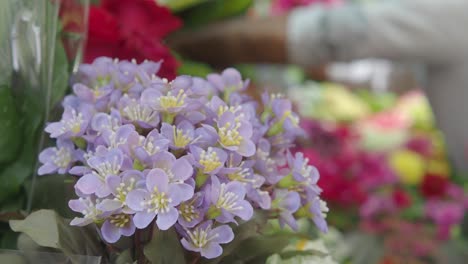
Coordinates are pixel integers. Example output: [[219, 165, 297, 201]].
[[169, 0, 468, 172]]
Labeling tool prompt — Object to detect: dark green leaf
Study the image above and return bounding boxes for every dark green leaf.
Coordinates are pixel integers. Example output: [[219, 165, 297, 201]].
[[144, 228, 186, 264], [178, 60, 214, 78], [115, 249, 134, 264], [181, 0, 253, 28], [0, 85, 21, 164], [24, 175, 75, 218], [10, 209, 103, 258], [50, 40, 69, 108]]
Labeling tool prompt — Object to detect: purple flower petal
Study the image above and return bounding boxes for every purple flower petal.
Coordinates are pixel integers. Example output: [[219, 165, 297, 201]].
[[156, 207, 178, 230], [101, 220, 121, 243], [133, 211, 156, 229]]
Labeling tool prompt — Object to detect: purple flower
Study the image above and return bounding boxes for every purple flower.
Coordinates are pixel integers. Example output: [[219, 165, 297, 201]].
[[119, 95, 160, 128], [91, 111, 122, 134], [272, 190, 301, 230], [152, 151, 195, 202], [190, 146, 227, 175], [69, 196, 108, 226], [134, 130, 170, 166], [214, 111, 256, 157], [97, 170, 144, 213], [180, 221, 234, 259], [161, 121, 199, 150], [101, 125, 140, 155], [75, 147, 124, 197], [140, 76, 192, 115], [308, 197, 329, 233], [285, 152, 321, 197], [207, 68, 248, 94], [178, 193, 205, 228], [45, 106, 92, 138], [101, 213, 136, 243], [38, 139, 80, 175], [208, 176, 253, 223], [126, 169, 188, 230]]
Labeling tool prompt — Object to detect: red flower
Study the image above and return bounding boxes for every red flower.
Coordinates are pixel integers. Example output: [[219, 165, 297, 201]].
[[392, 189, 412, 209], [84, 0, 182, 80], [420, 174, 449, 198]]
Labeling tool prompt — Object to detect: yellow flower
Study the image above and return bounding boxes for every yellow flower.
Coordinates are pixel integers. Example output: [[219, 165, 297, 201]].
[[389, 150, 425, 185]]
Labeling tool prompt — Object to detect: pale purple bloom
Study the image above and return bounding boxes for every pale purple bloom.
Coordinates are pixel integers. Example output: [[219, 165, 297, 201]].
[[126, 169, 186, 230], [75, 57, 115, 88], [45, 106, 92, 138], [91, 111, 122, 135], [272, 190, 301, 230], [69, 196, 108, 226], [207, 68, 248, 93], [180, 221, 234, 259], [101, 124, 140, 155], [101, 213, 136, 243], [134, 130, 170, 166], [75, 147, 124, 197], [73, 83, 112, 105], [152, 151, 195, 202], [38, 139, 80, 175], [97, 170, 144, 213], [215, 111, 256, 157], [308, 197, 329, 233], [160, 121, 199, 150], [287, 152, 321, 193], [119, 95, 160, 128], [189, 146, 227, 175], [178, 192, 205, 228], [140, 76, 192, 114], [209, 176, 253, 223]]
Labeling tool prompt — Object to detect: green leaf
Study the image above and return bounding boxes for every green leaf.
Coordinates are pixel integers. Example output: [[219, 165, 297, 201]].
[[201, 212, 273, 264], [115, 249, 135, 264], [144, 228, 186, 264], [0, 85, 21, 164], [181, 0, 253, 28], [159, 0, 211, 12], [24, 175, 75, 218], [50, 40, 69, 108], [178, 60, 214, 77], [10, 210, 103, 258]]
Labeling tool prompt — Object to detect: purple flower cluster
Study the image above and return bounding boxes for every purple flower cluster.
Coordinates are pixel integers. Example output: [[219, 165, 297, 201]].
[[38, 57, 328, 259]]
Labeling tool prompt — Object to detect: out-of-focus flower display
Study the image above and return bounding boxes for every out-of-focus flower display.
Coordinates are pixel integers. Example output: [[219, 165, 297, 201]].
[[291, 82, 468, 262], [84, 0, 181, 80]]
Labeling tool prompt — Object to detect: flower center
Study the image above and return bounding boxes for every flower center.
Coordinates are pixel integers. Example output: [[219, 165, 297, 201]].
[[158, 89, 187, 111], [186, 227, 218, 248], [144, 137, 161, 155], [61, 109, 83, 134], [53, 147, 72, 168], [216, 183, 243, 211], [109, 214, 131, 228], [199, 148, 221, 173], [218, 122, 242, 147], [114, 177, 136, 204], [93, 157, 121, 181], [173, 126, 192, 148], [123, 101, 155, 123], [227, 167, 254, 184], [179, 202, 199, 223], [144, 188, 172, 213], [217, 105, 241, 117], [79, 197, 102, 221]]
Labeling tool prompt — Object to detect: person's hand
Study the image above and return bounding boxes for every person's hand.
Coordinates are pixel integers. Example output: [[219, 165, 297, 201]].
[[167, 15, 288, 67]]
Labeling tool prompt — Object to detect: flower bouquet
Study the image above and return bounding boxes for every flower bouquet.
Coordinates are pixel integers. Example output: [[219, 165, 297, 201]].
[[8, 58, 330, 263]]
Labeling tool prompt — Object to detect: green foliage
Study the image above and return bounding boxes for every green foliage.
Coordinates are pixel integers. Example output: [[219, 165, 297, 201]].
[[180, 0, 253, 28], [144, 228, 186, 264], [159, 0, 211, 12], [178, 60, 214, 78], [0, 85, 21, 163], [10, 210, 103, 257]]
